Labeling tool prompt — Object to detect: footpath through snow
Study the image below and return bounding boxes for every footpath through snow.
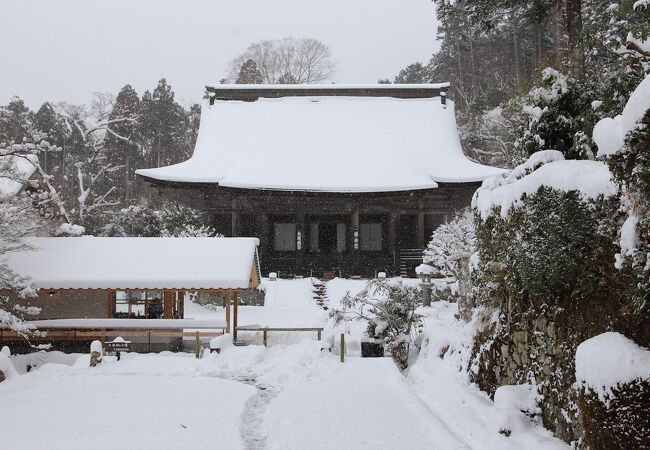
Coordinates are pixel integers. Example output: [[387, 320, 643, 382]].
[[0, 277, 568, 449]]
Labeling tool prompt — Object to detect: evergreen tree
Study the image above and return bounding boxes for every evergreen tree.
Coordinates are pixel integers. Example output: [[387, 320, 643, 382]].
[[0, 97, 33, 144], [139, 79, 189, 169], [236, 59, 264, 84], [394, 63, 429, 83], [104, 84, 141, 202]]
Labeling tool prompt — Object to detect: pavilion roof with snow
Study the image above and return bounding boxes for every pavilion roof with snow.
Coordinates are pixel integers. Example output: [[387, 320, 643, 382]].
[[6, 237, 261, 290]]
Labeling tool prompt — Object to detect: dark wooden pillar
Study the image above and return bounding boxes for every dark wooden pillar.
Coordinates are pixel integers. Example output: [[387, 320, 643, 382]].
[[417, 212, 425, 248], [296, 212, 305, 273], [231, 211, 241, 237], [351, 208, 360, 275], [388, 212, 397, 275], [256, 212, 269, 268]]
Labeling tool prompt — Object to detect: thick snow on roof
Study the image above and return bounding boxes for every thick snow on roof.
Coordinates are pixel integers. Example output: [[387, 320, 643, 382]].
[[6, 237, 259, 290], [205, 83, 451, 90], [136, 96, 504, 192]]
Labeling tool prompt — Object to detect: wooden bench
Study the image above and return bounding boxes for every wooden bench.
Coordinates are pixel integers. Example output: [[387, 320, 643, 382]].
[[235, 326, 324, 347]]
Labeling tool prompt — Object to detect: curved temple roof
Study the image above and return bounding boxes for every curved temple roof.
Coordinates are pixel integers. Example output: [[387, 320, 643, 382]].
[[136, 91, 504, 193]]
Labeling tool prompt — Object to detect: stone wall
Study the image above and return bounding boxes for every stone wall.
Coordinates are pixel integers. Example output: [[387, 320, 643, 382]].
[[470, 306, 650, 447]]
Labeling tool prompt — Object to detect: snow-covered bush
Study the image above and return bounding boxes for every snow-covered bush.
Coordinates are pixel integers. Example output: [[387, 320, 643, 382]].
[[468, 151, 633, 441], [575, 332, 650, 450], [508, 68, 595, 162], [423, 208, 475, 317], [330, 279, 422, 369], [595, 74, 650, 315], [0, 193, 41, 336]]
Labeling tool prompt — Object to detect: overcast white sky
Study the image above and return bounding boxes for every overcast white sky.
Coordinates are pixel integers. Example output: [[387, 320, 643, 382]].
[[0, 0, 439, 109]]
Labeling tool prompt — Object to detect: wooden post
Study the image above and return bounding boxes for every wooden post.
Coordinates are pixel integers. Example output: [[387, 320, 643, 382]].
[[263, 330, 267, 347], [233, 291, 239, 343], [340, 333, 345, 363], [163, 290, 174, 319], [194, 331, 200, 359], [178, 290, 185, 319], [106, 290, 115, 318], [317, 329, 321, 341], [225, 290, 231, 334]]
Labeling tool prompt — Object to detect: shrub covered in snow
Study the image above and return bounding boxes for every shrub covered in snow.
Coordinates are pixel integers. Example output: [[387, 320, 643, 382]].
[[575, 332, 650, 450], [595, 74, 650, 316], [423, 208, 475, 318], [472, 151, 621, 313], [467, 150, 645, 442], [330, 279, 422, 369]]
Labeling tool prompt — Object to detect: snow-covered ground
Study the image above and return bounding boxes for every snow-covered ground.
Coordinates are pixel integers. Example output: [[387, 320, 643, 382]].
[[1, 278, 568, 449]]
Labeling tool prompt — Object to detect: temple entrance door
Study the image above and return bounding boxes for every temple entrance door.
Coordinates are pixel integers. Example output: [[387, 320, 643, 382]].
[[398, 215, 418, 249], [319, 221, 338, 253]]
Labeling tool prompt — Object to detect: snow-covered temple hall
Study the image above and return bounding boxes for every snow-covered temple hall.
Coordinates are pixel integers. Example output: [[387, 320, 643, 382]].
[[137, 84, 504, 277]]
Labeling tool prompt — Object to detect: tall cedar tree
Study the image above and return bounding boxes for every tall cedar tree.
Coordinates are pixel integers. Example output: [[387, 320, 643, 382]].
[[104, 84, 141, 202]]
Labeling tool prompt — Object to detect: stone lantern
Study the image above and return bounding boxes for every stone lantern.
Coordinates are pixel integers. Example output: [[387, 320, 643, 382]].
[[415, 264, 435, 307]]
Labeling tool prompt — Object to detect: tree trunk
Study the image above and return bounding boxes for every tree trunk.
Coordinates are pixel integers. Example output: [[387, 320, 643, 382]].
[[512, 16, 520, 84], [566, 0, 583, 74]]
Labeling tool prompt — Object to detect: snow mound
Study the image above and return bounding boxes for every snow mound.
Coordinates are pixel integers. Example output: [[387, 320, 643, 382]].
[[55, 223, 85, 236], [473, 151, 617, 219], [0, 353, 18, 380], [594, 74, 650, 157], [575, 332, 650, 402], [494, 384, 540, 415]]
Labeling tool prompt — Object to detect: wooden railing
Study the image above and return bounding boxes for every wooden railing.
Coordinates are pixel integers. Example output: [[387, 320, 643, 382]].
[[235, 326, 324, 347]]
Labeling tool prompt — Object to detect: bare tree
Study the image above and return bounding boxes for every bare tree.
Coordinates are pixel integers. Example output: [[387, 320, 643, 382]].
[[55, 95, 136, 224], [227, 37, 336, 84]]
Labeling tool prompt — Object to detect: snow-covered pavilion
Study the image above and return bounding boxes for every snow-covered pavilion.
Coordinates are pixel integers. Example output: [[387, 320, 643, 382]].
[[136, 84, 504, 277], [1, 237, 260, 350]]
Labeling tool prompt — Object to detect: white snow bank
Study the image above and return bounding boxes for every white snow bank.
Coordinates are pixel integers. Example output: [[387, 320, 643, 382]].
[[407, 303, 567, 449], [473, 151, 617, 219], [136, 96, 504, 192], [594, 74, 650, 157], [0, 353, 253, 450], [494, 384, 540, 415], [6, 237, 259, 290], [575, 332, 650, 402]]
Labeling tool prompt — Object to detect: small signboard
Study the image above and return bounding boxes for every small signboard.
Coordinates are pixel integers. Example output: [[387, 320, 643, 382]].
[[106, 341, 130, 352], [105, 338, 131, 360]]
